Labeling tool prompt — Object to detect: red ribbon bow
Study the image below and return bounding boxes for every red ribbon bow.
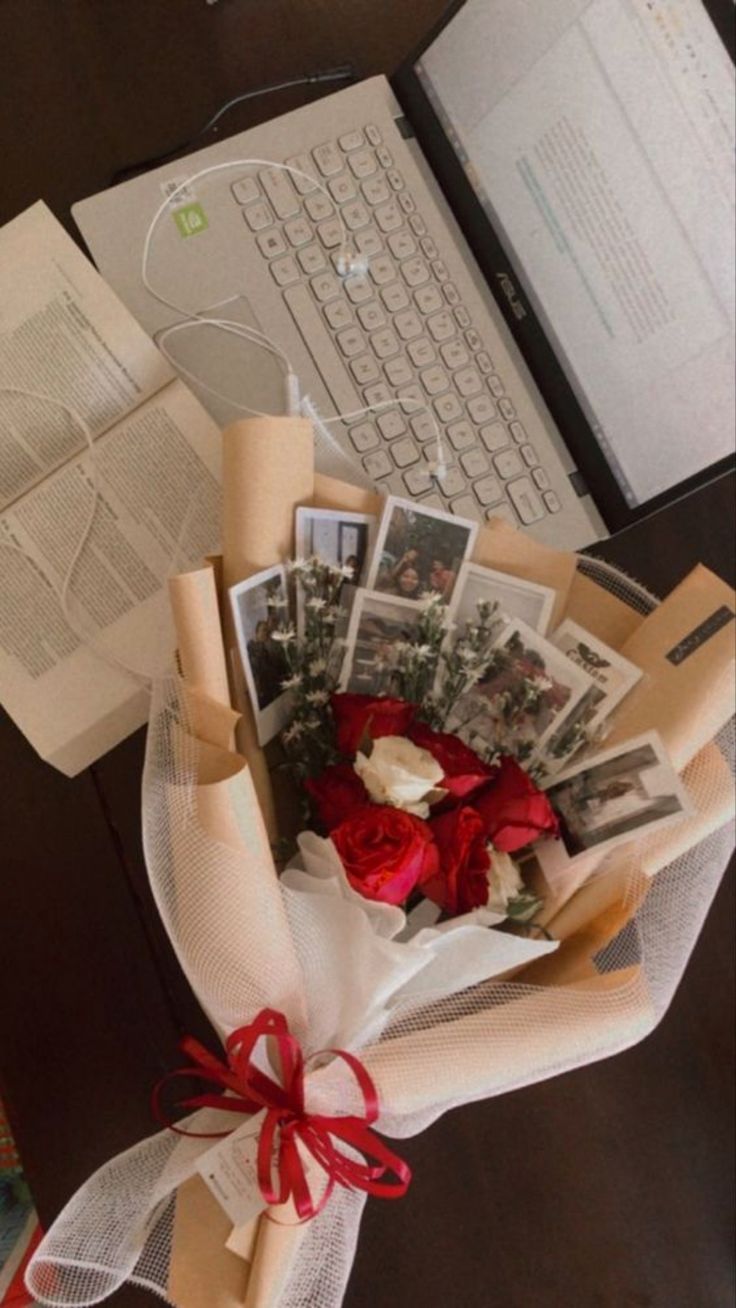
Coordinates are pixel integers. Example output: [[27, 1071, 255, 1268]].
[[153, 1008, 411, 1221]]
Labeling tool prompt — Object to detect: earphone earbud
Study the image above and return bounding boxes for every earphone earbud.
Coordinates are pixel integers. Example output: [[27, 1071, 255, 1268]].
[[335, 251, 369, 278]]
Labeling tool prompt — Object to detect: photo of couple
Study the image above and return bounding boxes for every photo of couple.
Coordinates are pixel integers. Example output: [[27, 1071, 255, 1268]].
[[367, 499, 477, 605]]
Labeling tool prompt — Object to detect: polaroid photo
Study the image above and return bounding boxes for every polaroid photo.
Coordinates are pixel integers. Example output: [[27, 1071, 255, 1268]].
[[446, 618, 594, 762], [294, 506, 376, 635], [229, 565, 292, 745], [339, 589, 430, 696], [365, 496, 478, 606], [448, 561, 556, 638], [539, 620, 644, 773], [536, 730, 693, 874]]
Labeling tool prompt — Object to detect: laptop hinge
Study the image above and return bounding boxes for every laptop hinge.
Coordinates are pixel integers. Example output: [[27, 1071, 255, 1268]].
[[568, 470, 590, 498], [395, 116, 415, 139]]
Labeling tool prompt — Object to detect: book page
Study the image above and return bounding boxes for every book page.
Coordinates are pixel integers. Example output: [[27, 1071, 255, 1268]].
[[0, 383, 222, 774], [0, 201, 173, 511]]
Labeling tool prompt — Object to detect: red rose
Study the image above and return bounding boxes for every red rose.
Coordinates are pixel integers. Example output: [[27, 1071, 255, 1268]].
[[304, 762, 369, 832], [408, 722, 497, 800], [422, 806, 491, 916], [331, 693, 415, 756], [331, 805, 438, 905], [473, 756, 559, 852]]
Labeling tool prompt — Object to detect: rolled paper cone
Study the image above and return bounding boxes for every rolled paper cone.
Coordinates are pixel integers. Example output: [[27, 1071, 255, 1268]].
[[242, 1206, 312, 1308], [169, 566, 232, 706], [221, 416, 315, 840], [604, 564, 736, 770], [180, 683, 241, 755]]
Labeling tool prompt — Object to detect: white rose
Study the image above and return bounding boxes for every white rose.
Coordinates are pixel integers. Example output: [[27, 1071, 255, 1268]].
[[486, 848, 524, 914], [354, 736, 445, 818]]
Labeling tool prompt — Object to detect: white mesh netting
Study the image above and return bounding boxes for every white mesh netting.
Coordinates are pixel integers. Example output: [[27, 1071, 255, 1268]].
[[27, 558, 735, 1308]]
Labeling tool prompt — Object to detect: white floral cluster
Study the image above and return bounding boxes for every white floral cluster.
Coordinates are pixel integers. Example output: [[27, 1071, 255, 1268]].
[[422, 597, 502, 731], [275, 557, 349, 773]]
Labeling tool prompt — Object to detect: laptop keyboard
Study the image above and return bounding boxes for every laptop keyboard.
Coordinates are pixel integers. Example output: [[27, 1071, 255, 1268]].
[[231, 124, 561, 526]]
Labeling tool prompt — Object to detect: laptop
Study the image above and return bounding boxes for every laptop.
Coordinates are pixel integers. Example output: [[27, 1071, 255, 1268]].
[[72, 0, 735, 550]]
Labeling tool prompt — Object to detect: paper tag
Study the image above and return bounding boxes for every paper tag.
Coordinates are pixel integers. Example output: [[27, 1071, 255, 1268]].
[[195, 1111, 268, 1227], [666, 605, 735, 665]]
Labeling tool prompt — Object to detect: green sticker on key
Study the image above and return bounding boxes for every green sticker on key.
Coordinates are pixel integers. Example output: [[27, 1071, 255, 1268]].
[[173, 203, 208, 238]]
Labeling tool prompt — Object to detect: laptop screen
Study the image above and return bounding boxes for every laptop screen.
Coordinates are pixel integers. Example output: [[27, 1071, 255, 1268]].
[[408, 0, 735, 512]]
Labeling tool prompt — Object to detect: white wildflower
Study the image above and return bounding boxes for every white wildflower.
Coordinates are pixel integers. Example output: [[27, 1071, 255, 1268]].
[[308, 657, 327, 676], [280, 673, 303, 690], [271, 625, 297, 644], [283, 721, 304, 743], [306, 595, 327, 611], [305, 689, 329, 706]]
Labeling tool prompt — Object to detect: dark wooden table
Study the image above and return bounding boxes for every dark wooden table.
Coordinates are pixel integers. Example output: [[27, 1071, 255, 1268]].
[[1, 3, 734, 1306]]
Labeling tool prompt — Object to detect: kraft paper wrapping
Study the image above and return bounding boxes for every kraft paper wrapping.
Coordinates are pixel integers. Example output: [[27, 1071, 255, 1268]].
[[604, 565, 736, 770], [169, 566, 240, 752], [170, 1179, 251, 1308], [562, 569, 645, 649]]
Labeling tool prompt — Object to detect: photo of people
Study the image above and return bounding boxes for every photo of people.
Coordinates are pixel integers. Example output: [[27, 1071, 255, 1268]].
[[446, 619, 593, 762], [229, 565, 292, 744], [449, 562, 556, 636], [340, 591, 427, 696], [295, 508, 375, 633], [541, 621, 643, 772], [366, 497, 478, 605], [541, 732, 692, 860]]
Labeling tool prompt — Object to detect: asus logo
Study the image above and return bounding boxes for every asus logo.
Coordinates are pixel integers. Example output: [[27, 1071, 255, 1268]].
[[496, 272, 527, 320]]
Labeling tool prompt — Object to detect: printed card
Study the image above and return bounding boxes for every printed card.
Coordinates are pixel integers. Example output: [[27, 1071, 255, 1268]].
[[294, 506, 376, 635], [536, 729, 694, 877], [365, 496, 478, 606]]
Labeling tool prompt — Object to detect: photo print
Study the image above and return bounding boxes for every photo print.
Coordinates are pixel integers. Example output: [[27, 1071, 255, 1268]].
[[340, 590, 428, 697], [446, 618, 593, 763], [538, 730, 692, 866], [366, 496, 478, 605], [449, 561, 556, 639], [295, 507, 376, 634], [540, 620, 644, 772], [229, 564, 292, 745]]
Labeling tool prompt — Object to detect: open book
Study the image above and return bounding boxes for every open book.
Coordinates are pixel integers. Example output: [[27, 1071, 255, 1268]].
[[0, 202, 222, 774]]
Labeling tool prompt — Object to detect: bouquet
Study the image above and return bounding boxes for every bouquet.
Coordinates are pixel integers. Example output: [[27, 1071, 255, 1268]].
[[27, 416, 735, 1308]]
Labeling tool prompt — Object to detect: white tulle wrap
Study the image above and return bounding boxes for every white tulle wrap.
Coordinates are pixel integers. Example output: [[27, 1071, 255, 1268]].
[[26, 561, 735, 1308]]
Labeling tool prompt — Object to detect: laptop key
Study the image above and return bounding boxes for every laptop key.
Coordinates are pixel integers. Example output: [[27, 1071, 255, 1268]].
[[414, 284, 443, 315], [507, 477, 545, 524], [285, 155, 317, 194], [450, 494, 478, 519], [390, 437, 420, 468], [384, 356, 413, 387], [284, 217, 311, 247], [317, 219, 343, 249], [371, 328, 400, 360], [355, 228, 383, 258], [401, 257, 430, 288], [486, 503, 516, 526], [543, 491, 561, 513], [363, 450, 392, 481], [439, 468, 465, 497], [466, 394, 495, 424], [443, 282, 460, 307], [343, 201, 370, 231], [487, 374, 505, 397], [350, 354, 380, 384], [259, 168, 299, 219], [377, 411, 407, 441], [310, 271, 340, 301], [509, 421, 528, 443], [339, 129, 365, 152], [395, 309, 422, 341], [244, 201, 273, 231], [420, 492, 445, 511], [363, 382, 391, 407], [397, 383, 425, 413], [420, 364, 449, 395], [434, 393, 463, 424], [480, 423, 508, 453], [270, 256, 299, 287], [304, 193, 333, 222], [323, 299, 352, 330], [388, 230, 416, 260], [365, 124, 382, 145], [375, 202, 402, 233], [381, 282, 409, 312], [313, 141, 343, 176], [421, 236, 439, 260], [387, 169, 404, 191], [282, 284, 362, 417], [376, 146, 393, 169], [344, 273, 372, 303], [349, 150, 378, 179], [408, 338, 436, 368], [298, 243, 326, 275], [361, 176, 390, 206], [498, 397, 516, 421], [349, 423, 379, 453], [398, 191, 415, 214], [329, 173, 357, 204], [460, 448, 490, 478], [520, 444, 538, 467], [410, 412, 436, 442], [532, 467, 550, 491], [432, 259, 449, 282], [441, 339, 469, 370], [336, 327, 365, 358], [404, 466, 433, 496], [473, 475, 503, 506], [409, 213, 427, 237], [493, 449, 524, 480], [447, 421, 475, 451], [455, 366, 482, 398], [427, 311, 455, 342], [231, 177, 259, 205], [257, 229, 286, 258], [357, 300, 385, 331], [369, 254, 394, 286], [476, 351, 493, 374]]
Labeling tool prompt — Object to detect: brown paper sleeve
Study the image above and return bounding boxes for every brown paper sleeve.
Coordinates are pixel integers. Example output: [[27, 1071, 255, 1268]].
[[169, 1178, 251, 1308], [473, 517, 577, 629], [220, 416, 316, 837], [604, 564, 736, 770], [561, 569, 645, 649]]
